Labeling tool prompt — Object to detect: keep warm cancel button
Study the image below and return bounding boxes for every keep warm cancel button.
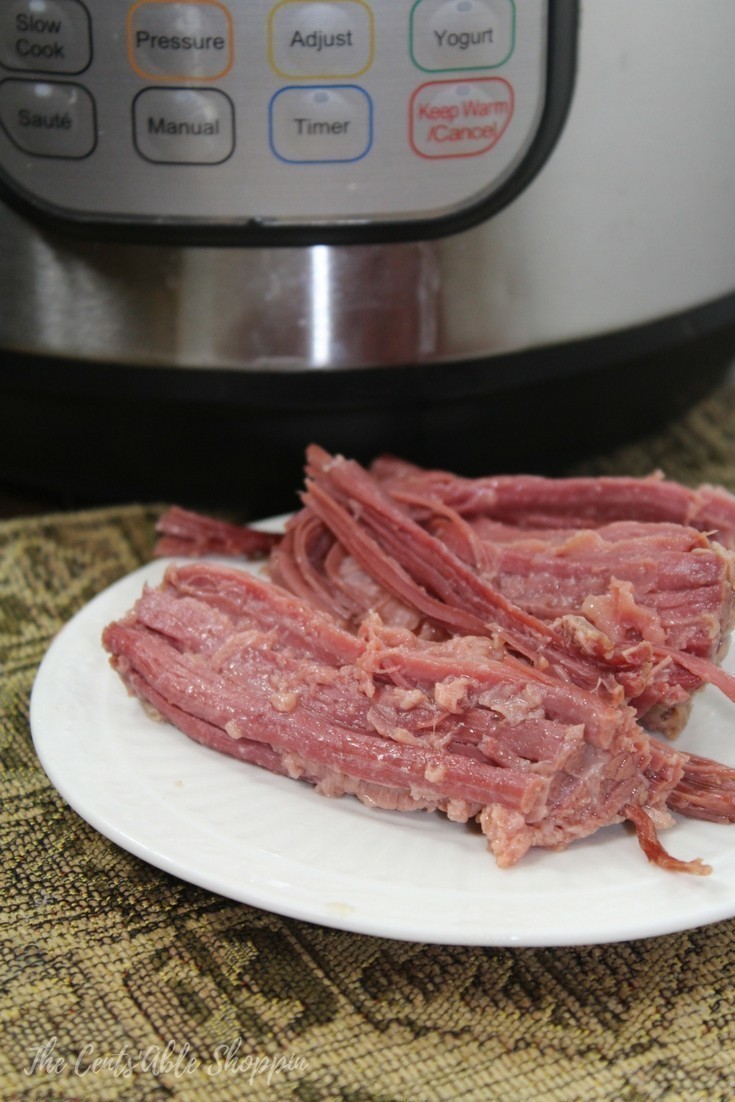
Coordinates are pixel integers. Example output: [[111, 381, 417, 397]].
[[410, 77, 513, 158]]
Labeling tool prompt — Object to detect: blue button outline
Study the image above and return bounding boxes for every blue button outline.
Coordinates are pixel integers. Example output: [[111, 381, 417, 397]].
[[269, 83, 373, 164]]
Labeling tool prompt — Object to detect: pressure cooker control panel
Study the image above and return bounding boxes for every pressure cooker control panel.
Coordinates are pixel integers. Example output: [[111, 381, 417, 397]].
[[0, 0, 577, 243]]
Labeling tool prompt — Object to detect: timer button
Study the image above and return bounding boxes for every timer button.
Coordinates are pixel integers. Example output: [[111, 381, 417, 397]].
[[127, 0, 234, 82], [0, 0, 92, 76], [0, 77, 96, 157], [410, 0, 515, 72], [270, 85, 372, 163], [269, 0, 374, 79]]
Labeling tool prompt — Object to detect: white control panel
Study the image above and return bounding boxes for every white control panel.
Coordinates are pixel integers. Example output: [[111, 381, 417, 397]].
[[0, 0, 577, 240]]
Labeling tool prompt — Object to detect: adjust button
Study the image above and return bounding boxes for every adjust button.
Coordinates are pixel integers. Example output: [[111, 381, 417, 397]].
[[269, 0, 374, 79], [133, 87, 234, 164], [0, 78, 96, 157], [127, 0, 234, 82], [0, 0, 92, 76]]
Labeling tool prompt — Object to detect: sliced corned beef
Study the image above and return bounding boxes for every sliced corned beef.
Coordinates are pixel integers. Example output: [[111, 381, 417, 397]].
[[103, 562, 735, 873], [371, 458, 735, 549], [112, 448, 735, 871], [154, 505, 281, 559]]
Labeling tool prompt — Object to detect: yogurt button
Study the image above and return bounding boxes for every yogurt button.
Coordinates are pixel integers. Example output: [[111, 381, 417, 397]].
[[410, 0, 515, 72]]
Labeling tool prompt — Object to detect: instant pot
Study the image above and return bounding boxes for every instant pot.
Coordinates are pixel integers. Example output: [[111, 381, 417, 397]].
[[1, 0, 735, 513]]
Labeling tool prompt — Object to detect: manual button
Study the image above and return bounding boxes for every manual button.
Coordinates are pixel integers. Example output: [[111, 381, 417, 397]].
[[0, 0, 92, 76], [133, 87, 234, 163], [0, 77, 96, 157]]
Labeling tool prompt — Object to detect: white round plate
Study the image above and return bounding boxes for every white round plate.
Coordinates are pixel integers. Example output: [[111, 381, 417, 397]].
[[30, 549, 735, 946]]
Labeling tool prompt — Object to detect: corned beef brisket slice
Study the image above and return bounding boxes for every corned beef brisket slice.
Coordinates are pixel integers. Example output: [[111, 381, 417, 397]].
[[266, 448, 735, 732], [103, 562, 713, 872], [103, 447, 735, 871], [370, 457, 735, 548]]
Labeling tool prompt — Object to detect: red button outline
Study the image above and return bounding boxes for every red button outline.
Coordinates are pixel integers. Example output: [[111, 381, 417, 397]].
[[409, 76, 514, 159]]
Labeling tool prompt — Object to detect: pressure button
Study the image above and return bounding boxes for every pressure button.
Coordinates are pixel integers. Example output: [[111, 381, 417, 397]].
[[127, 0, 234, 82], [0, 0, 92, 75]]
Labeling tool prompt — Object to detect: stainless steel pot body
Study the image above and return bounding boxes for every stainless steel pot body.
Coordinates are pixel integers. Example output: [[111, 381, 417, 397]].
[[1, 0, 735, 376]]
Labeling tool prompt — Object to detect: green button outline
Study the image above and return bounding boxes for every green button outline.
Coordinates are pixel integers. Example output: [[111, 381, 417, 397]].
[[409, 0, 516, 73]]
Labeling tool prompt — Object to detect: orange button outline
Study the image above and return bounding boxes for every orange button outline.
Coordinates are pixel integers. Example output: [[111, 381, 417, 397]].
[[127, 0, 234, 82]]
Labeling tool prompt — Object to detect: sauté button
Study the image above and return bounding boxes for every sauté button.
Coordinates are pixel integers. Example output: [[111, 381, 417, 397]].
[[0, 0, 92, 76], [0, 77, 96, 157]]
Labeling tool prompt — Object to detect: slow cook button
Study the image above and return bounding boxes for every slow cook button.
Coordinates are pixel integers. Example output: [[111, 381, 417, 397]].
[[410, 0, 515, 72], [127, 0, 233, 81], [269, 85, 372, 163], [0, 0, 92, 76], [269, 0, 374, 79], [133, 87, 234, 163], [0, 77, 96, 157], [410, 77, 513, 158]]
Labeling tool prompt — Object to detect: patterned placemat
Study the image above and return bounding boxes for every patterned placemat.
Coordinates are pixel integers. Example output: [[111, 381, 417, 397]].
[[3, 381, 735, 1102]]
